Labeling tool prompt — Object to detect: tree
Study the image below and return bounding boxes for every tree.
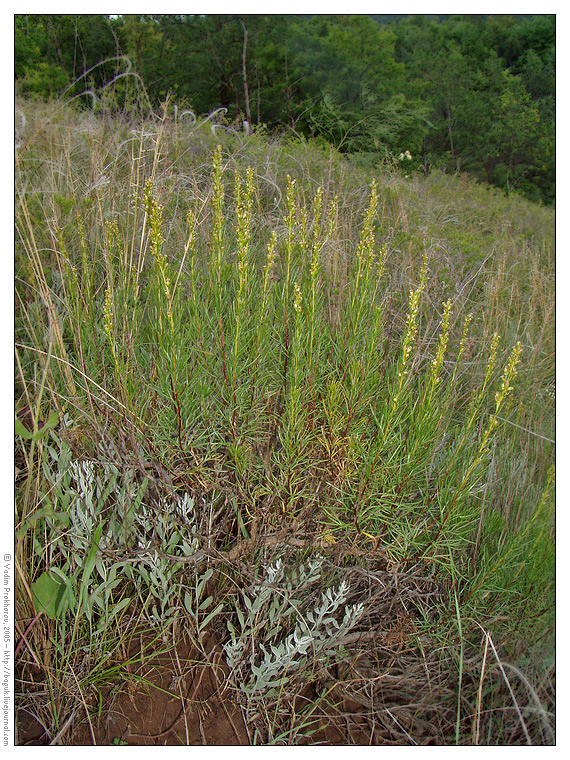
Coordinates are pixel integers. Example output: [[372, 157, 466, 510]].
[[14, 13, 555, 203], [15, 15, 127, 100], [491, 71, 541, 195], [286, 15, 431, 154], [15, 15, 69, 97]]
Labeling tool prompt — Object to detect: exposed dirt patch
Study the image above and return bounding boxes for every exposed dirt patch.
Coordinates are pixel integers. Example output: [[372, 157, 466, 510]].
[[16, 628, 435, 746], [17, 711, 50, 746], [17, 633, 248, 746], [75, 635, 248, 746], [15, 574, 450, 746]]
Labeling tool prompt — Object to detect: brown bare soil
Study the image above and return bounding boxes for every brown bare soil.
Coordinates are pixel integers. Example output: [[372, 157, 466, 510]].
[[16, 622, 445, 746], [15, 559, 456, 746], [16, 555, 549, 746], [17, 634, 248, 746]]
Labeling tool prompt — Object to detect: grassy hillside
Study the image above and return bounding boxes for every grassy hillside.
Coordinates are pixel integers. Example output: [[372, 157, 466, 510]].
[[14, 98, 554, 745]]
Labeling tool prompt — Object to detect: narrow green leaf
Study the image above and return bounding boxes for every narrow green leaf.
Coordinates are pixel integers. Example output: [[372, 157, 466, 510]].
[[32, 412, 58, 441], [82, 523, 103, 587], [184, 591, 195, 615], [45, 410, 59, 429], [15, 418, 33, 440], [108, 596, 131, 621], [50, 567, 76, 614], [199, 603, 224, 631], [199, 595, 213, 611]]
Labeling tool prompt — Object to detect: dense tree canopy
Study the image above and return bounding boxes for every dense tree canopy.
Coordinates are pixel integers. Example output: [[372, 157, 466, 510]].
[[14, 13, 555, 203]]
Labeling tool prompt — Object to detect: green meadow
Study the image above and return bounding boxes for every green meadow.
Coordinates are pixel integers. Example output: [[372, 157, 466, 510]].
[[14, 97, 554, 745]]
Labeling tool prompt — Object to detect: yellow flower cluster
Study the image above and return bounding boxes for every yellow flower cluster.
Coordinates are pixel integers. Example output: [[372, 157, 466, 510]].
[[293, 282, 303, 314]]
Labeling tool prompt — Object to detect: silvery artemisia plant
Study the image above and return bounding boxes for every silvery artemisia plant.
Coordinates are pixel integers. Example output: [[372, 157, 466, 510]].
[[224, 556, 364, 699], [39, 437, 201, 627], [126, 492, 199, 623]]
